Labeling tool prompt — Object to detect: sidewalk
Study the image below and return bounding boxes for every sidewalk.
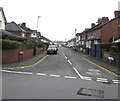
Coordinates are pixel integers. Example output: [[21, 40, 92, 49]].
[[2, 51, 47, 68], [73, 50, 120, 76]]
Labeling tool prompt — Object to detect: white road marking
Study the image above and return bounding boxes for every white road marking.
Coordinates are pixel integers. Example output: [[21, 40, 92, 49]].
[[112, 80, 120, 82], [112, 80, 120, 84], [97, 78, 108, 80], [97, 78, 108, 82], [49, 74, 60, 77], [73, 67, 83, 79], [21, 67, 25, 68], [97, 80, 108, 83], [64, 76, 77, 79], [1, 70, 33, 74], [2, 69, 119, 84], [88, 69, 101, 72], [36, 73, 47, 76], [62, 52, 65, 56], [11, 71, 33, 74], [67, 60, 72, 65], [82, 76, 92, 80], [1, 70, 12, 72], [65, 56, 68, 59], [113, 81, 120, 84]]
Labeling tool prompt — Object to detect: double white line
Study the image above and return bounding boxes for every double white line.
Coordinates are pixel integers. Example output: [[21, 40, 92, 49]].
[[112, 80, 120, 84], [97, 78, 108, 83]]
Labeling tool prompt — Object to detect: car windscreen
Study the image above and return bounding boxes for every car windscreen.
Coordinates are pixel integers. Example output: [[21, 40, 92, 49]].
[[48, 45, 56, 48]]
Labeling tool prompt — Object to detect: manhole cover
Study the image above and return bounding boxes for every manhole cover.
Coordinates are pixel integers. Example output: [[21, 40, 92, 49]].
[[77, 88, 104, 98]]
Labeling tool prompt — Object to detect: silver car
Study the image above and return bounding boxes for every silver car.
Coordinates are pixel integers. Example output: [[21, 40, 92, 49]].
[[47, 45, 58, 54]]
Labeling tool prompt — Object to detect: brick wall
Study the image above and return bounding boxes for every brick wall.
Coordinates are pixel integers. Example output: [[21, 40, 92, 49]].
[[22, 49, 34, 60], [2, 49, 19, 64], [37, 48, 41, 54], [2, 49, 34, 64], [101, 18, 119, 42]]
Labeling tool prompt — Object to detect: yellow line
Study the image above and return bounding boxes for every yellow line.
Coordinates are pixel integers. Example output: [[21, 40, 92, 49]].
[[83, 58, 120, 78], [1, 55, 49, 69]]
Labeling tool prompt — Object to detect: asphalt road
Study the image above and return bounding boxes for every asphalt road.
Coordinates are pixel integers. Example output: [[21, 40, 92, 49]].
[[1, 47, 120, 100]]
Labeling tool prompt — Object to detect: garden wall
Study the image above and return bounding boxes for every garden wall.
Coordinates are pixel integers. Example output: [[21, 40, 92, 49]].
[[1, 48, 42, 64]]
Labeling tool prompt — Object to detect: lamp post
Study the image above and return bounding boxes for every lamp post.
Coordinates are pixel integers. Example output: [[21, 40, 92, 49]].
[[37, 16, 41, 32], [37, 16, 41, 41], [34, 16, 41, 56]]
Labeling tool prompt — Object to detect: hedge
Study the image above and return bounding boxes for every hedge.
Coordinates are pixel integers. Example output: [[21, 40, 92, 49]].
[[101, 42, 120, 53], [1, 39, 22, 50], [1, 39, 50, 50]]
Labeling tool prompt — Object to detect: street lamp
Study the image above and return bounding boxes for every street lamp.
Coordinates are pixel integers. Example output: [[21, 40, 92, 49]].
[[37, 16, 41, 32], [34, 16, 41, 56], [36, 16, 41, 42]]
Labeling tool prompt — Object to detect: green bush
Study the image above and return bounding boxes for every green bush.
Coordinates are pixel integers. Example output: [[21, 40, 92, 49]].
[[110, 46, 119, 53], [25, 40, 50, 48], [101, 42, 120, 53], [1, 39, 22, 50], [37, 41, 49, 48], [101, 42, 111, 52]]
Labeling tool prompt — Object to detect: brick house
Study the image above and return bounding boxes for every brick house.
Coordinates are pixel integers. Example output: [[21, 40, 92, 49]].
[[5, 21, 26, 38], [20, 23, 32, 39], [85, 11, 120, 50], [20, 22, 42, 40], [0, 7, 7, 30]]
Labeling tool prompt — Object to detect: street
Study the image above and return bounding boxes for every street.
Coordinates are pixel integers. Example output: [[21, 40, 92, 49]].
[[2, 47, 120, 100]]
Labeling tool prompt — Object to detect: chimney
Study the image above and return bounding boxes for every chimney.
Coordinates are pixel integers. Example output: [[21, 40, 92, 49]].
[[91, 23, 96, 28], [114, 11, 120, 17], [97, 17, 109, 24], [101, 17, 109, 23], [97, 18, 102, 24], [21, 23, 26, 29]]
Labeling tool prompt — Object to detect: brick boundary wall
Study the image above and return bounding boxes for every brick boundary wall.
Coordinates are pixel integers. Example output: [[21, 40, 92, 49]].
[[1, 49, 35, 64], [1, 49, 19, 64], [1, 47, 45, 64]]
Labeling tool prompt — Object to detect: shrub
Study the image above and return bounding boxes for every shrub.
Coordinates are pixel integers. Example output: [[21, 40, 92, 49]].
[[101, 42, 111, 52], [100, 42, 120, 53], [110, 46, 119, 53], [1, 39, 22, 50]]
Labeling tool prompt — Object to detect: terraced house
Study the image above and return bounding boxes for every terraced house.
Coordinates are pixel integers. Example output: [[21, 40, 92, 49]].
[[76, 10, 120, 55]]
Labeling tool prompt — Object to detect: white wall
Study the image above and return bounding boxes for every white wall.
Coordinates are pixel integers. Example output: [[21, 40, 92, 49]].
[[118, 1, 120, 10], [0, 11, 5, 29], [31, 32, 37, 38]]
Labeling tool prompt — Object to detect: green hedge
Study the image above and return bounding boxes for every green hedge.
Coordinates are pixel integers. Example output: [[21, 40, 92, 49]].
[[1, 39, 50, 50], [1, 39, 22, 50], [101, 42, 120, 53]]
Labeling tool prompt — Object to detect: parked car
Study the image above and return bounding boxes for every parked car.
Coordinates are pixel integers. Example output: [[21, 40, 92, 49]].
[[47, 45, 58, 54]]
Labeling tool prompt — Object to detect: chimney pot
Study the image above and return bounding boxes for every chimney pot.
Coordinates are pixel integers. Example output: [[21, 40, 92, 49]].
[[114, 11, 120, 17], [21, 23, 26, 28], [91, 23, 96, 28]]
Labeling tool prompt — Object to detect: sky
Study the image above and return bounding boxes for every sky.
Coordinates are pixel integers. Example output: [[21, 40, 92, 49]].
[[0, 0, 120, 41]]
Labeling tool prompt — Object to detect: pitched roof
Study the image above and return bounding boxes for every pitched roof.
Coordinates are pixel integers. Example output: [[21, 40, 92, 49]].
[[5, 22, 26, 32], [0, 29, 27, 41], [87, 16, 120, 33], [75, 33, 82, 36], [0, 7, 7, 23]]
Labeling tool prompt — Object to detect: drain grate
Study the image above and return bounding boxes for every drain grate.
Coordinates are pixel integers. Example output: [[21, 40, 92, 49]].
[[77, 88, 104, 98]]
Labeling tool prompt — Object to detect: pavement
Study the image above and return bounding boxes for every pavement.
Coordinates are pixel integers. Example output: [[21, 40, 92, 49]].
[[71, 49, 120, 76], [2, 48, 120, 77]]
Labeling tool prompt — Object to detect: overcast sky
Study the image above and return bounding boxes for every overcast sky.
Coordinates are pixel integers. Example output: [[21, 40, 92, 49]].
[[0, 0, 120, 41]]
